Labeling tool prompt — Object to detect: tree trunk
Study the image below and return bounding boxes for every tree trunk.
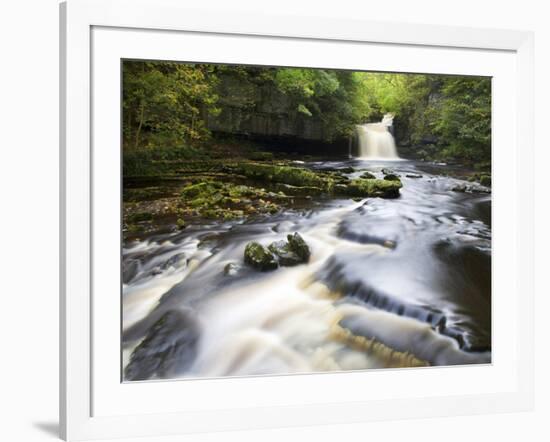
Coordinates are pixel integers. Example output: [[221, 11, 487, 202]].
[[134, 104, 145, 149]]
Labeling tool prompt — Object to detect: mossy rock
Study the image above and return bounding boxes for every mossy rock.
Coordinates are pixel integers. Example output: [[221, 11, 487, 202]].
[[244, 242, 278, 271], [479, 175, 491, 187], [126, 212, 153, 223], [176, 218, 186, 229], [341, 178, 402, 199], [233, 163, 329, 188], [268, 240, 303, 266], [383, 173, 400, 181], [337, 166, 355, 174], [287, 232, 311, 262], [360, 171, 376, 179]]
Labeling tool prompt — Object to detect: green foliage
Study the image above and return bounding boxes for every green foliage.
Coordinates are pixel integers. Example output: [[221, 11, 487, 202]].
[[123, 61, 220, 149], [434, 77, 491, 162], [271, 68, 372, 139], [122, 60, 491, 166]]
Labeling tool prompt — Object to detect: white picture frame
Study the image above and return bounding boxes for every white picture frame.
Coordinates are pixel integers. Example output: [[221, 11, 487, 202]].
[[60, 0, 534, 440]]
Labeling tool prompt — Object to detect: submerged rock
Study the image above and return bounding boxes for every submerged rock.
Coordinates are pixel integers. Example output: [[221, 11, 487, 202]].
[[244, 242, 278, 271], [124, 309, 199, 381], [405, 173, 423, 179], [381, 168, 400, 177], [451, 183, 491, 194], [122, 259, 140, 284], [223, 262, 241, 276]]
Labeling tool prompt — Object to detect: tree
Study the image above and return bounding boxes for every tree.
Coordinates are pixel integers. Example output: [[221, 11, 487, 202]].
[[122, 61, 220, 149], [434, 76, 491, 162]]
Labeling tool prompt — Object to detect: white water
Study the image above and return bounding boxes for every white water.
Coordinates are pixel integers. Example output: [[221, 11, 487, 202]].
[[122, 163, 493, 380], [356, 114, 399, 159]]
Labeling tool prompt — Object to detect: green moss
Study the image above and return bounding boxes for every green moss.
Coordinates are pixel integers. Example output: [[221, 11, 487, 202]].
[[479, 175, 491, 187], [287, 232, 311, 261], [342, 178, 402, 198], [233, 163, 329, 188], [126, 212, 153, 223], [176, 218, 186, 229], [268, 240, 302, 266], [178, 179, 282, 221], [360, 171, 376, 179], [244, 242, 278, 271], [231, 163, 403, 199]]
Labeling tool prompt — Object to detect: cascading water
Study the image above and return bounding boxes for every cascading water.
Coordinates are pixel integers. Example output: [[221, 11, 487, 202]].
[[356, 113, 399, 159], [122, 160, 493, 381]]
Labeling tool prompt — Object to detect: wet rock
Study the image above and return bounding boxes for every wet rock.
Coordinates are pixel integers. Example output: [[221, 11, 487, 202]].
[[337, 217, 399, 249], [287, 232, 311, 262], [381, 168, 400, 177], [405, 173, 423, 179], [244, 242, 278, 271], [451, 184, 491, 194], [268, 240, 303, 266], [162, 252, 187, 270], [343, 178, 402, 198], [122, 259, 140, 284], [337, 166, 355, 173], [124, 309, 199, 381], [360, 171, 376, 179], [223, 262, 240, 276], [383, 173, 400, 181]]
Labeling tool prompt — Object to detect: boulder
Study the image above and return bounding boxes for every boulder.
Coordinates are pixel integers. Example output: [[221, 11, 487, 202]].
[[360, 171, 376, 179], [383, 173, 400, 181], [268, 240, 303, 266], [343, 178, 402, 198], [287, 232, 311, 262], [244, 242, 278, 271]]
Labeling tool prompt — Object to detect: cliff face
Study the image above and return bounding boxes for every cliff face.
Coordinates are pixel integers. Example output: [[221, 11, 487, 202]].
[[206, 73, 348, 155]]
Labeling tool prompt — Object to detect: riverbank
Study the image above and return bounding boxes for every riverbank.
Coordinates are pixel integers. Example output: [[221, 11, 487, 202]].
[[123, 143, 404, 240], [123, 141, 492, 241]]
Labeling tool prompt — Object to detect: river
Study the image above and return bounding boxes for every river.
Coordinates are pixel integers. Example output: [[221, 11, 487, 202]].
[[122, 158, 492, 381]]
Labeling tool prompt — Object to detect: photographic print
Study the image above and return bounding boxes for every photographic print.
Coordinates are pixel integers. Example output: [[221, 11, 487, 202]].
[[121, 61, 491, 382]]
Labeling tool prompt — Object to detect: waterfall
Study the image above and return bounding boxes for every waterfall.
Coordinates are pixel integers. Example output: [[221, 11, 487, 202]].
[[356, 114, 399, 159]]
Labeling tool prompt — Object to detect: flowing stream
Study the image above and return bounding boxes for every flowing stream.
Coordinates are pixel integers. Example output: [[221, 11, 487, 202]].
[[122, 159, 491, 381]]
